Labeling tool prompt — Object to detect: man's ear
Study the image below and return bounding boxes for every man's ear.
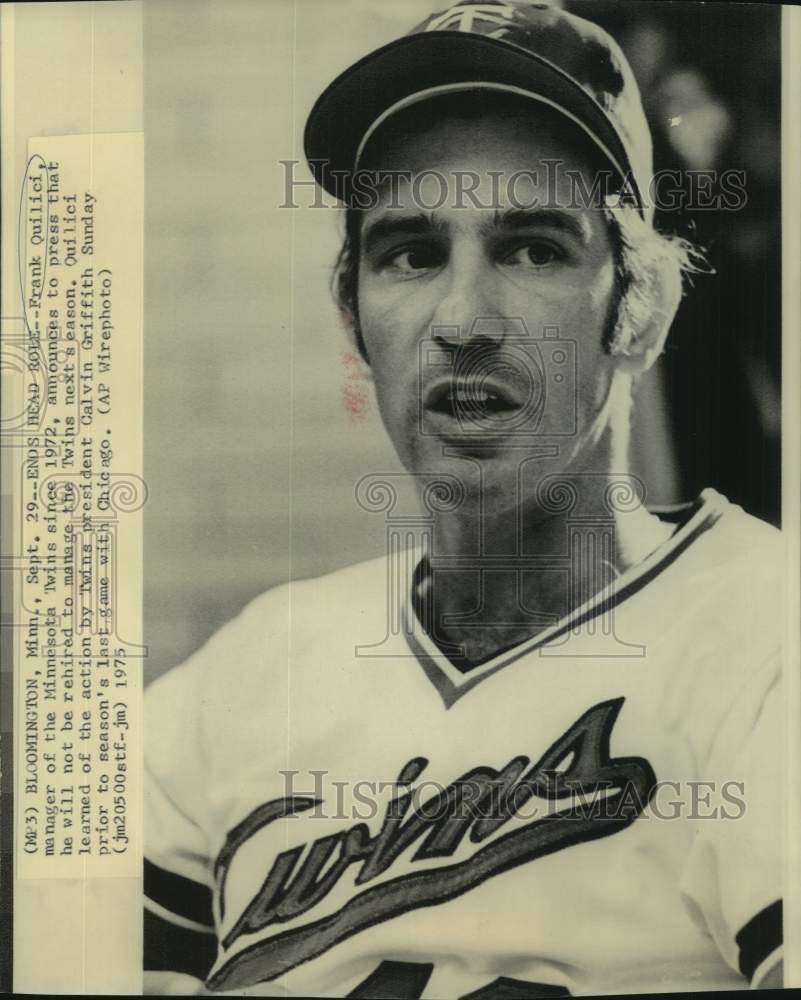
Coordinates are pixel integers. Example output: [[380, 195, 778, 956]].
[[354, 326, 372, 369], [613, 260, 682, 376], [339, 306, 372, 368]]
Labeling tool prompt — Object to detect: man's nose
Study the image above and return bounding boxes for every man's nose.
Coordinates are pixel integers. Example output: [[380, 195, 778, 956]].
[[428, 247, 506, 346]]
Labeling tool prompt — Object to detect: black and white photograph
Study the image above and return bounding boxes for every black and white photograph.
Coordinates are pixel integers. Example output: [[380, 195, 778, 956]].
[[1, 1, 799, 996]]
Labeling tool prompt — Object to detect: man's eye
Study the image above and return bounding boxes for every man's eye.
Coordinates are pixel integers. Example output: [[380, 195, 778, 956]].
[[384, 245, 444, 273], [504, 242, 563, 268]]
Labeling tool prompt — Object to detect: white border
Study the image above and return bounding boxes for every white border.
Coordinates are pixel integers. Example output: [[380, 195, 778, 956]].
[[781, 4, 801, 990]]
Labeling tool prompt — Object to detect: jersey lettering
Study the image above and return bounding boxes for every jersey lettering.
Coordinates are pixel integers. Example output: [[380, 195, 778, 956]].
[[208, 698, 655, 991], [347, 960, 571, 999]]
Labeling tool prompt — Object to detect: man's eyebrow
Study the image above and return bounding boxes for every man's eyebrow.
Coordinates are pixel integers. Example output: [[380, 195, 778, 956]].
[[360, 208, 591, 254], [490, 208, 590, 244], [361, 213, 441, 254]]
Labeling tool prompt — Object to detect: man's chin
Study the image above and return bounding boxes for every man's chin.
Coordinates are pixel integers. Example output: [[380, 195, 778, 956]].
[[408, 434, 564, 470], [404, 439, 576, 508]]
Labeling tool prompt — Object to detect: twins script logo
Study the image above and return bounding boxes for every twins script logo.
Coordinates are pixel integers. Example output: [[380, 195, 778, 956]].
[[208, 698, 655, 991]]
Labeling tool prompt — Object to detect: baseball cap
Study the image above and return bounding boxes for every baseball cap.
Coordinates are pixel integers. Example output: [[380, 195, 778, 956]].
[[304, 0, 652, 219]]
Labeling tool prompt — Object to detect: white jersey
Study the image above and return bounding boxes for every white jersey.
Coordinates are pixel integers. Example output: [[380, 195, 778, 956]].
[[144, 490, 783, 996]]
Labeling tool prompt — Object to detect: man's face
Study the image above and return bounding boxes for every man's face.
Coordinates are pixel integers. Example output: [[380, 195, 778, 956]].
[[357, 109, 622, 513]]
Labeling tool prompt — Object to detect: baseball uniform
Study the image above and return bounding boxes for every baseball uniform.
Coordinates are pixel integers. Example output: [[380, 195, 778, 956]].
[[144, 489, 783, 996]]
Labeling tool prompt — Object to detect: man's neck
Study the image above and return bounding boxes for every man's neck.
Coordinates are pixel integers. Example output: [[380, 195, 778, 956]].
[[419, 465, 674, 671]]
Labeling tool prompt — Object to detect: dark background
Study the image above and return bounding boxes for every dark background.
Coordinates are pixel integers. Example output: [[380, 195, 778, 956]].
[[569, 0, 781, 524]]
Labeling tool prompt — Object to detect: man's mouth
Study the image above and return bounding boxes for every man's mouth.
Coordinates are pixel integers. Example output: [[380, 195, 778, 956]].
[[424, 379, 522, 420]]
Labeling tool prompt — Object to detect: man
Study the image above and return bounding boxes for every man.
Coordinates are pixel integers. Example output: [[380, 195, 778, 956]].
[[144, 2, 783, 995]]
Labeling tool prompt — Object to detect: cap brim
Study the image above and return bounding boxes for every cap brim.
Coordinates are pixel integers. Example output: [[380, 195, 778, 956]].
[[304, 30, 638, 205]]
